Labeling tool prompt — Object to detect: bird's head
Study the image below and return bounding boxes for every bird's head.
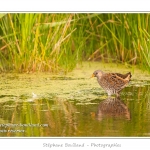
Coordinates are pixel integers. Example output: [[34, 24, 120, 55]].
[[91, 70, 104, 78]]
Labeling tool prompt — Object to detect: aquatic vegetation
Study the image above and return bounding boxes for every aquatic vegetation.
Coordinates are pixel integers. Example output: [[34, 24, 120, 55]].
[[0, 14, 150, 73], [0, 62, 150, 136]]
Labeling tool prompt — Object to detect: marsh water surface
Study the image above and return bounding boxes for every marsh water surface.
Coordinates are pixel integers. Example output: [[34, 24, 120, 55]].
[[0, 62, 150, 137]]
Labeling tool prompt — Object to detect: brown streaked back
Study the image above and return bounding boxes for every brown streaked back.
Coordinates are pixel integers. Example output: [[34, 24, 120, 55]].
[[114, 72, 132, 80]]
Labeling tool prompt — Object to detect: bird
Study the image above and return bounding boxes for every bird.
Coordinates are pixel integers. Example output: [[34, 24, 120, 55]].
[[91, 70, 132, 96]]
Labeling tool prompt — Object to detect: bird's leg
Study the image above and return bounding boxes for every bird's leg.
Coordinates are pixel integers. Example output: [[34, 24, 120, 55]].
[[116, 93, 120, 98], [107, 93, 112, 97]]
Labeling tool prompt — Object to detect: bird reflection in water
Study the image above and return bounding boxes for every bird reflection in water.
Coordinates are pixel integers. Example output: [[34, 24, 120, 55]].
[[95, 96, 130, 121]]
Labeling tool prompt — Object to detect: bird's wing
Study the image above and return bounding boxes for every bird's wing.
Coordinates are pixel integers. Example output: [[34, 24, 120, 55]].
[[102, 73, 128, 89]]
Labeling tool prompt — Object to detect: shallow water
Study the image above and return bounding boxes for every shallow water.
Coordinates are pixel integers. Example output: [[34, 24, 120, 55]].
[[0, 62, 150, 137]]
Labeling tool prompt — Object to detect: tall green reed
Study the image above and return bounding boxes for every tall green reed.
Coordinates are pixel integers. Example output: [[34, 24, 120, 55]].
[[94, 14, 150, 71], [1, 13, 150, 73], [0, 14, 82, 73]]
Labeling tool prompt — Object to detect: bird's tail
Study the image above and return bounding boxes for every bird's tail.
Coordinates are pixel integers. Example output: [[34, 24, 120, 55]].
[[125, 72, 132, 81]]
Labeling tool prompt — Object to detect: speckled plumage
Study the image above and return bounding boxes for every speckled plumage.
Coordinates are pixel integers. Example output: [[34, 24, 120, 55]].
[[92, 70, 132, 96]]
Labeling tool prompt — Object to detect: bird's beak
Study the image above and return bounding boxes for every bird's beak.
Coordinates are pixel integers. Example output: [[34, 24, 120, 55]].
[[90, 74, 95, 78]]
